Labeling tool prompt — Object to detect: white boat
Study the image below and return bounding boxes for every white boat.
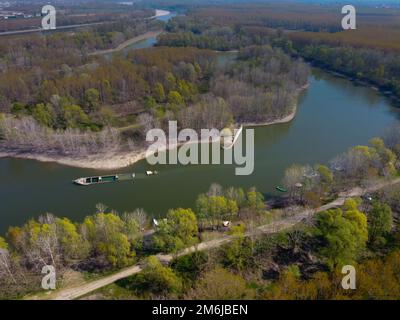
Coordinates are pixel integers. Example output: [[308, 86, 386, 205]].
[[146, 170, 158, 176]]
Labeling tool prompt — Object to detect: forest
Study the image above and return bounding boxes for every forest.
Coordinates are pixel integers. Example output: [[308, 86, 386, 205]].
[[0, 21, 308, 158], [157, 4, 400, 99]]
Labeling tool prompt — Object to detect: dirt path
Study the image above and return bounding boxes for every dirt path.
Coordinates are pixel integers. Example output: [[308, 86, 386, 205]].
[[32, 177, 400, 300]]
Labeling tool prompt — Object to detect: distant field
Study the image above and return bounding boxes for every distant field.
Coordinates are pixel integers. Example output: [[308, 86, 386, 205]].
[[193, 4, 343, 31], [193, 3, 400, 26], [192, 3, 400, 51], [0, 7, 151, 32], [289, 26, 400, 52]]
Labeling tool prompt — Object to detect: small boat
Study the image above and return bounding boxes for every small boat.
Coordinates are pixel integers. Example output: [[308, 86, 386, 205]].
[[73, 173, 135, 186], [146, 170, 158, 176], [276, 186, 287, 193]]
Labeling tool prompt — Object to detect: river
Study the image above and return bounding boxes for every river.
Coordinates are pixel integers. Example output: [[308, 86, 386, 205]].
[[0, 14, 399, 234]]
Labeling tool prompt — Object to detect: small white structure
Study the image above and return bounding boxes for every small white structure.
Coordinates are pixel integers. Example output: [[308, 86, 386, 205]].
[[222, 221, 231, 227], [146, 170, 158, 176]]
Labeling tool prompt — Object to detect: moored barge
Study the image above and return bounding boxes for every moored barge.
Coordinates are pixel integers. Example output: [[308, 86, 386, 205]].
[[73, 173, 135, 186]]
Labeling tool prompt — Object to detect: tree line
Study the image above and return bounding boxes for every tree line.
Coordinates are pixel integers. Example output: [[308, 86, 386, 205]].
[[284, 38, 400, 98]]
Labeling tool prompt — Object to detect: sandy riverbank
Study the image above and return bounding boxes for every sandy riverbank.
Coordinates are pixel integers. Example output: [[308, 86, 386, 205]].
[[0, 84, 309, 170], [0, 148, 149, 170], [89, 30, 163, 56], [153, 9, 171, 18], [240, 83, 309, 127], [88, 9, 170, 56]]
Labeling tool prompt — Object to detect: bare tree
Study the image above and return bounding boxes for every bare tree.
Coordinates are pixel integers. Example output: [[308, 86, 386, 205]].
[[0, 248, 17, 284], [131, 208, 149, 230], [95, 203, 108, 214], [207, 183, 223, 196]]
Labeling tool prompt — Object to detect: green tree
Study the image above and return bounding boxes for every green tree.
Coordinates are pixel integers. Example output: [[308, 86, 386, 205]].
[[223, 223, 253, 271], [83, 213, 135, 267], [32, 103, 55, 127], [370, 137, 397, 176], [195, 195, 238, 228], [153, 208, 198, 253], [129, 256, 182, 296], [0, 237, 7, 249], [84, 88, 100, 112], [171, 251, 209, 282], [10, 102, 28, 116], [55, 217, 90, 262], [315, 204, 368, 269], [177, 79, 194, 100], [62, 105, 90, 128], [167, 90, 184, 105], [8, 215, 60, 269], [315, 164, 333, 186], [153, 82, 166, 102], [343, 198, 361, 211], [368, 201, 393, 246], [165, 72, 176, 91], [245, 188, 265, 211], [144, 96, 157, 110]]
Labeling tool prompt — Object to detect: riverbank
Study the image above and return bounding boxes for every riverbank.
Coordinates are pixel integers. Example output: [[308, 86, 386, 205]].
[[88, 30, 163, 56], [241, 83, 309, 127], [0, 83, 309, 170], [0, 148, 149, 170], [150, 9, 171, 20], [306, 61, 400, 104]]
